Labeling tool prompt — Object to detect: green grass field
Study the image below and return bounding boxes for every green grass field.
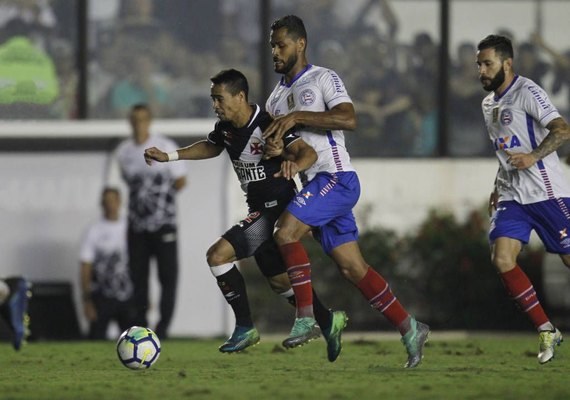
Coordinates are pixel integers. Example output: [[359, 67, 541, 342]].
[[2, 333, 568, 400]]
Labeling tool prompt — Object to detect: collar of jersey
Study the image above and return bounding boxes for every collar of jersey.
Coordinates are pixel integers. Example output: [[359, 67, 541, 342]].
[[280, 64, 313, 88], [246, 104, 261, 128], [494, 74, 519, 102]]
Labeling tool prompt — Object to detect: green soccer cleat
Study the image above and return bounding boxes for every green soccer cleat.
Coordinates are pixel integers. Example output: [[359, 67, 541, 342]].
[[282, 317, 320, 349], [219, 326, 260, 353], [401, 317, 430, 368], [321, 310, 348, 362], [538, 328, 563, 364]]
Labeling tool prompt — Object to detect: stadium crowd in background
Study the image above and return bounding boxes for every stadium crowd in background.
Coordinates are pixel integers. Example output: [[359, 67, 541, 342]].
[[1, 0, 570, 160]]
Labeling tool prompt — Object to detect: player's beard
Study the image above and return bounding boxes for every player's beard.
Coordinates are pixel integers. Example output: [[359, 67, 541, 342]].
[[481, 68, 505, 92], [274, 53, 298, 74]]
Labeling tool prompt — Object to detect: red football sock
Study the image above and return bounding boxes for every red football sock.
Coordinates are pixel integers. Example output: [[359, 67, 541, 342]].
[[357, 267, 408, 328], [279, 242, 313, 318], [500, 265, 549, 328]]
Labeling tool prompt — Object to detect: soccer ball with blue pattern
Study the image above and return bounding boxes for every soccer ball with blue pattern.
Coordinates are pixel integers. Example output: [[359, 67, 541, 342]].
[[116, 326, 161, 369]]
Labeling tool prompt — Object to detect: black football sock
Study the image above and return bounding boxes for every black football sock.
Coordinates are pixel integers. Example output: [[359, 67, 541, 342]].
[[287, 289, 332, 331], [312, 289, 332, 331], [216, 266, 253, 328]]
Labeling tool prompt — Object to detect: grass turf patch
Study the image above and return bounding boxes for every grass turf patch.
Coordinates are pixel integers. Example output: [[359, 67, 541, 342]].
[[1, 335, 567, 400]]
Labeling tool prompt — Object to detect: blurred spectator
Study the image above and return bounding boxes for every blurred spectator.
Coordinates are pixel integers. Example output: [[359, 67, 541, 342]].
[[532, 33, 570, 120], [407, 32, 439, 88], [449, 41, 490, 156], [352, 74, 416, 157], [334, 0, 398, 40], [109, 53, 172, 118], [90, 0, 193, 118], [158, 0, 222, 52], [107, 104, 187, 339], [50, 38, 78, 118], [410, 90, 437, 156], [517, 41, 549, 87], [0, 0, 55, 28], [88, 45, 117, 118], [0, 0, 56, 51], [80, 187, 135, 340], [0, 21, 59, 118], [220, 0, 259, 50], [218, 37, 260, 102]]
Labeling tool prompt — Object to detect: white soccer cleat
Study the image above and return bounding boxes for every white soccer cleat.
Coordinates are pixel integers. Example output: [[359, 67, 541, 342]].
[[538, 328, 563, 364]]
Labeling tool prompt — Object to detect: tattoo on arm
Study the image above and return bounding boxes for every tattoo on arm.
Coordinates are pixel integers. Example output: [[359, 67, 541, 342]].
[[530, 118, 570, 160]]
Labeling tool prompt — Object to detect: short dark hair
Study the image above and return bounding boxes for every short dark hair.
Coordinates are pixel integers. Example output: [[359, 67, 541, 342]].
[[271, 15, 307, 42], [210, 69, 249, 100], [477, 34, 514, 61], [102, 187, 120, 198], [130, 103, 151, 115]]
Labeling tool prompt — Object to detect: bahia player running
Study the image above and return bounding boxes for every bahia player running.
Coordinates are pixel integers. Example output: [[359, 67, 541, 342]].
[[477, 34, 570, 363], [263, 15, 429, 368], [144, 69, 347, 361]]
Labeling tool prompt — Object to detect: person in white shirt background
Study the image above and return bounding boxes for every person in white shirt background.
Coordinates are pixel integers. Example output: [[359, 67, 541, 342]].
[[107, 103, 187, 339], [79, 187, 135, 340]]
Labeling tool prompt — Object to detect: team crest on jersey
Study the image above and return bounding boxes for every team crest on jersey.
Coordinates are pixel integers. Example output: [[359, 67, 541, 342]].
[[250, 140, 263, 155], [493, 135, 521, 150], [299, 89, 316, 106], [561, 228, 568, 240], [287, 93, 295, 110], [500, 109, 513, 126]]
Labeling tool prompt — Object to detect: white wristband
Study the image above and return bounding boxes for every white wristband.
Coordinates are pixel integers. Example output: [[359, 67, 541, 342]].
[[167, 151, 179, 161]]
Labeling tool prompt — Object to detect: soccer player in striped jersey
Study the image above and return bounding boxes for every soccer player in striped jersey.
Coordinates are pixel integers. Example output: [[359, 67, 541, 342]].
[[263, 15, 429, 368], [477, 34, 570, 364], [144, 69, 343, 359]]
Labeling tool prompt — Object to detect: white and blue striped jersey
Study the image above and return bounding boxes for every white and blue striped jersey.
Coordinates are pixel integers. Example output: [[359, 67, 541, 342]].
[[482, 75, 570, 204], [265, 64, 355, 183]]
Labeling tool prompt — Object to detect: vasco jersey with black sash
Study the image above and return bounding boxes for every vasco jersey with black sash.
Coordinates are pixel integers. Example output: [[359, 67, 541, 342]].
[[112, 135, 187, 232], [207, 104, 301, 210]]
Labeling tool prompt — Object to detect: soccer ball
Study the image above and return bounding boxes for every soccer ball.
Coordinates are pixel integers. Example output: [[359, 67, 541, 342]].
[[116, 326, 161, 369]]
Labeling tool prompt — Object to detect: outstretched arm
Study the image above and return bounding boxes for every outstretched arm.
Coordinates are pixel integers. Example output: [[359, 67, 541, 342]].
[[144, 140, 224, 165], [274, 139, 317, 180], [263, 102, 356, 141], [506, 117, 570, 169]]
